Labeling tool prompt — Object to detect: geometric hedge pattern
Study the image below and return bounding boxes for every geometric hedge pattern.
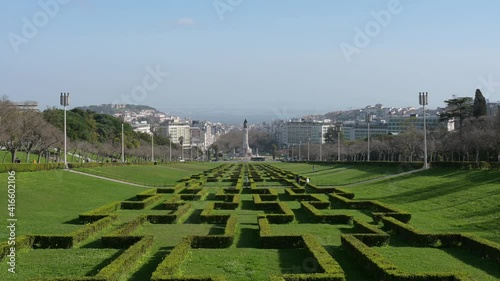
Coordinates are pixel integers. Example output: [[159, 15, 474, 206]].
[[1, 163, 499, 280]]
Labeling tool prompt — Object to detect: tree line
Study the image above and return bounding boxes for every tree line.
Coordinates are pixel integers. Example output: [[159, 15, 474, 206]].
[[0, 97, 189, 163]]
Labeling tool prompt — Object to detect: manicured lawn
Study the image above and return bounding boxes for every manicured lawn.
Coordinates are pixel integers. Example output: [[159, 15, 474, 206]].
[[343, 168, 500, 243], [0, 248, 122, 279], [76, 162, 222, 186], [375, 240, 500, 280], [268, 162, 407, 185], [178, 248, 312, 280], [1, 163, 499, 280], [0, 170, 144, 239]]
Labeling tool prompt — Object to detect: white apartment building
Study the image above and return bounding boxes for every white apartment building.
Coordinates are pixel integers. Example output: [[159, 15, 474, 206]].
[[159, 121, 191, 147]]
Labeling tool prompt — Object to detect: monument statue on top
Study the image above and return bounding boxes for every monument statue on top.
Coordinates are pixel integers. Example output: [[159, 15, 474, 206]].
[[242, 119, 252, 156]]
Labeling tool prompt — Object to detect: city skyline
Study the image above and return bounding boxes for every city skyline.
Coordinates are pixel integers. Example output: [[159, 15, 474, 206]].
[[2, 1, 500, 123]]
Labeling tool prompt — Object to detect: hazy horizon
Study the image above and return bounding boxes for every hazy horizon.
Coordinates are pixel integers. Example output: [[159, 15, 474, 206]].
[[2, 1, 500, 123]]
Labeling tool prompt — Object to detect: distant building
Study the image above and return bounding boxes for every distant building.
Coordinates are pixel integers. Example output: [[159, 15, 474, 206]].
[[159, 121, 191, 147], [282, 119, 333, 145], [14, 101, 38, 111], [387, 115, 444, 134], [342, 124, 388, 141], [131, 121, 151, 135]]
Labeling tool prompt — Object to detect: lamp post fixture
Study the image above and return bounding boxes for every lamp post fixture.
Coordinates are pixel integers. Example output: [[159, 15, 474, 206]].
[[319, 140, 322, 162], [336, 123, 343, 161], [59, 93, 70, 169], [419, 92, 429, 169], [307, 138, 310, 162], [151, 131, 154, 162], [366, 113, 372, 161], [299, 141, 301, 161], [121, 119, 125, 163]]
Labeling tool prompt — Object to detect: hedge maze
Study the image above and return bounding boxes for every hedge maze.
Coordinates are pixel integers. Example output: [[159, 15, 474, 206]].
[[1, 163, 500, 280]]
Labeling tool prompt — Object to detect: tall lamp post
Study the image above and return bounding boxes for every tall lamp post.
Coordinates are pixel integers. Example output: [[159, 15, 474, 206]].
[[307, 138, 310, 162], [319, 135, 323, 162], [299, 141, 301, 161], [60, 93, 70, 169], [336, 123, 342, 161], [419, 92, 429, 169], [366, 113, 372, 161], [151, 131, 154, 162], [121, 119, 125, 163]]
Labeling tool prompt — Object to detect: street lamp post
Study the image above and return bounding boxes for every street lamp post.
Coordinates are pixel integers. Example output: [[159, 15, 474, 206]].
[[299, 141, 301, 161], [151, 132, 154, 162], [319, 141, 322, 161], [336, 123, 342, 161], [59, 93, 70, 169], [419, 92, 429, 169], [366, 113, 372, 161], [121, 123, 125, 162], [307, 138, 310, 162]]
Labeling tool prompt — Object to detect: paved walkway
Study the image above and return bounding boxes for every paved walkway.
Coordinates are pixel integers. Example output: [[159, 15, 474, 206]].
[[66, 169, 150, 188]]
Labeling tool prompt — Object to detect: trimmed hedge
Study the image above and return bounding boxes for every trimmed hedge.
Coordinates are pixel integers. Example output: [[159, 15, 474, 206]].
[[302, 234, 345, 275], [148, 203, 192, 224], [96, 235, 154, 281], [0, 163, 65, 173], [301, 202, 353, 224], [329, 194, 411, 223], [258, 217, 304, 249], [102, 215, 147, 248], [341, 234, 474, 281], [33, 215, 116, 249], [79, 202, 121, 223], [200, 203, 231, 224], [152, 238, 192, 280], [0, 235, 34, 261], [121, 194, 164, 210], [190, 216, 237, 248], [382, 217, 500, 263]]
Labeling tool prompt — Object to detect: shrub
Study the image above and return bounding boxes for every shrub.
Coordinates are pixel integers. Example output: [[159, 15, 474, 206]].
[[152, 238, 191, 279], [121, 194, 164, 210], [79, 202, 121, 223], [96, 235, 154, 281]]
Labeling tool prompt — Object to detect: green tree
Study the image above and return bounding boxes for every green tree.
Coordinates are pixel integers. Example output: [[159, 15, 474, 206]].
[[473, 89, 487, 118], [323, 127, 335, 143], [440, 96, 473, 129]]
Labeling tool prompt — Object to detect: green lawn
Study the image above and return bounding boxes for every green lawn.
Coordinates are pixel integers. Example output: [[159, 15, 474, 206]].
[[375, 238, 500, 280], [268, 162, 407, 185], [178, 248, 312, 281], [1, 163, 499, 280], [0, 248, 122, 279], [76, 162, 222, 186], [0, 170, 145, 239], [343, 168, 500, 243]]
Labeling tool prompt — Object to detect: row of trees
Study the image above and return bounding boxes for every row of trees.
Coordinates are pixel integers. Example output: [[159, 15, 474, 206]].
[[0, 98, 193, 163], [309, 90, 500, 163]]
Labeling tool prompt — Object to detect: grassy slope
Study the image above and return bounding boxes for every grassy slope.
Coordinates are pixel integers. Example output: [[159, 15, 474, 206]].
[[269, 162, 404, 185], [343, 168, 500, 243], [0, 170, 145, 238], [76, 162, 222, 186]]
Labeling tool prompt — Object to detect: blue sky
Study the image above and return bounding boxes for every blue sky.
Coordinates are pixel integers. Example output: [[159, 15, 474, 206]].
[[1, 0, 500, 122]]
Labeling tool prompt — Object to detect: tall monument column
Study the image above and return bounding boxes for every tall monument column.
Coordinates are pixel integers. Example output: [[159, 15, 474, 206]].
[[242, 119, 252, 156]]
